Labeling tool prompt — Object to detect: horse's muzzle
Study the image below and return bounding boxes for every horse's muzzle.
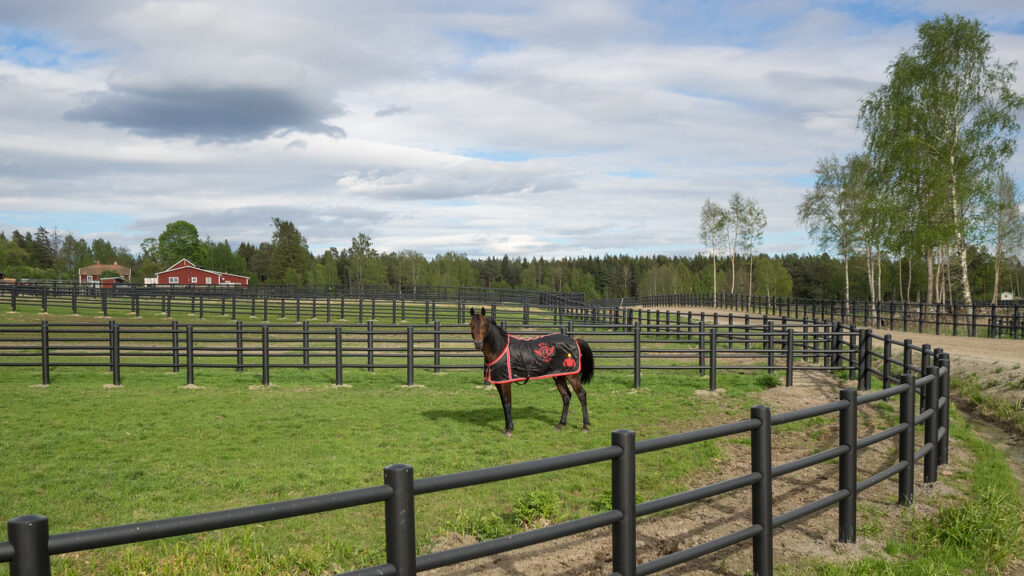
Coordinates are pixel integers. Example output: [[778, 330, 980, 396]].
[[474, 340, 483, 351]]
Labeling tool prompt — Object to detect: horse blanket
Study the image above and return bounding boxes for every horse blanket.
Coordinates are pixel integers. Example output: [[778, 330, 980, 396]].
[[485, 333, 582, 385]]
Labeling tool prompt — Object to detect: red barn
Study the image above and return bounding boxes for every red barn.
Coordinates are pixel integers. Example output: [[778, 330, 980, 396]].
[[155, 259, 249, 287]]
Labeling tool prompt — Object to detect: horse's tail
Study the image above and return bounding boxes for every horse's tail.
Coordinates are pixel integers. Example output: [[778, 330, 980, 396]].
[[578, 339, 594, 384]]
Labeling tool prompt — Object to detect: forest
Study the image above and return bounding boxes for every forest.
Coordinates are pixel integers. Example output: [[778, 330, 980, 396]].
[[1, 218, 1021, 304]]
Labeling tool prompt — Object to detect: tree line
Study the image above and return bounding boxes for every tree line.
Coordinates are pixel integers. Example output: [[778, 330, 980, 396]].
[[3, 215, 1022, 303]]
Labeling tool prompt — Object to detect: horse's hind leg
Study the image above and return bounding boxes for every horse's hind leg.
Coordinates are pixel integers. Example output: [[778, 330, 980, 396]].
[[568, 375, 590, 432], [554, 377, 571, 430]]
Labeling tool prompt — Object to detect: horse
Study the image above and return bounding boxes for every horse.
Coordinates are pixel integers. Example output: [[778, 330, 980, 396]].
[[469, 307, 594, 437]]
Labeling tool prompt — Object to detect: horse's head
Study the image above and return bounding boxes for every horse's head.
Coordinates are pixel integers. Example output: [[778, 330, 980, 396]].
[[469, 307, 489, 351]]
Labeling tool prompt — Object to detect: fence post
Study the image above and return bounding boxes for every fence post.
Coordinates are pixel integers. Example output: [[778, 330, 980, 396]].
[[236, 320, 244, 373], [302, 321, 310, 369], [186, 324, 194, 386], [750, 405, 773, 576], [8, 514, 51, 576], [262, 324, 270, 386], [41, 320, 50, 386], [698, 319, 706, 377], [612, 429, 637, 576], [334, 324, 343, 386], [171, 320, 180, 373], [766, 321, 775, 375], [882, 335, 892, 389], [924, 365, 940, 483], [857, 329, 871, 391], [367, 320, 375, 373], [838, 388, 857, 543], [633, 321, 641, 389], [384, 464, 416, 576], [938, 352, 950, 466], [111, 321, 121, 386], [709, 328, 718, 392], [898, 372, 916, 505], [785, 329, 794, 387], [406, 326, 415, 386], [433, 321, 441, 373]]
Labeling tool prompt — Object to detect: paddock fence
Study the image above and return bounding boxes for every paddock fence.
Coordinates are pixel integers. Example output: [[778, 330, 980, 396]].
[[603, 292, 1024, 340], [1, 311, 924, 391], [1, 313, 952, 576], [0, 284, 584, 322]]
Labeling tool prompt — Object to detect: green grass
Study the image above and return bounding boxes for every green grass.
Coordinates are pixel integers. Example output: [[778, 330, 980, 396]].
[[0, 362, 763, 574], [780, 411, 1024, 576], [3, 313, 1021, 574]]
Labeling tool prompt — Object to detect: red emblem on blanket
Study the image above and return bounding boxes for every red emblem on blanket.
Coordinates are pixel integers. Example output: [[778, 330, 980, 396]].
[[563, 356, 576, 368], [534, 342, 556, 362]]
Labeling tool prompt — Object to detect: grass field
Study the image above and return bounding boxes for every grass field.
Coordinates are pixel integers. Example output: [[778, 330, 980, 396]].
[[1, 359, 766, 575], [2, 311, 1021, 575]]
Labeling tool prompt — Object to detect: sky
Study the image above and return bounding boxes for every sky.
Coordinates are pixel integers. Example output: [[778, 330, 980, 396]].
[[2, 1, 1024, 261]]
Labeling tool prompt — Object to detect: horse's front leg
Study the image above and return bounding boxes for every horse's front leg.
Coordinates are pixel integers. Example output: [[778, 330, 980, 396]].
[[554, 378, 571, 430], [496, 382, 514, 437]]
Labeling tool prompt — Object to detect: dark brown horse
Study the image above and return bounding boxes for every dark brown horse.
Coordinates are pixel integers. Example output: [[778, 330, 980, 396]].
[[469, 307, 594, 437]]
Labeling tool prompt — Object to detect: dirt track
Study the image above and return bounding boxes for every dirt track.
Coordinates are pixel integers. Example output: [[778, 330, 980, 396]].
[[423, 307, 1024, 575]]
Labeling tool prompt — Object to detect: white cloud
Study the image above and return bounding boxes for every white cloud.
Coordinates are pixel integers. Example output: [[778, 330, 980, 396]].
[[0, 1, 1022, 259]]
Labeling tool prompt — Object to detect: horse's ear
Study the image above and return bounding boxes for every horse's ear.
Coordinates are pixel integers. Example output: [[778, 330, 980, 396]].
[[470, 307, 475, 316], [481, 307, 487, 316]]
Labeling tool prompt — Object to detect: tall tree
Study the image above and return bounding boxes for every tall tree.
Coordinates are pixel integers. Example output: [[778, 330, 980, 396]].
[[798, 155, 861, 302], [699, 199, 729, 302], [269, 218, 310, 284], [346, 233, 377, 288], [987, 170, 1024, 302], [736, 196, 767, 299], [860, 14, 1023, 303], [157, 220, 207, 268]]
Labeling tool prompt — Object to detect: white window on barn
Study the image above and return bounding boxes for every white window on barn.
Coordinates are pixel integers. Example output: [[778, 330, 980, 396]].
[[191, 277, 198, 283], [205, 277, 213, 284], [168, 276, 179, 284]]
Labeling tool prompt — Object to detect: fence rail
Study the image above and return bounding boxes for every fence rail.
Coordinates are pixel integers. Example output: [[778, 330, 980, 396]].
[[8, 284, 1022, 341], [605, 292, 1024, 340], [2, 313, 903, 390], [1, 313, 952, 576]]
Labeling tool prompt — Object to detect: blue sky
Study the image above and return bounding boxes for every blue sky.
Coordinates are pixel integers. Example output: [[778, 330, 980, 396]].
[[1, 1, 1023, 260]]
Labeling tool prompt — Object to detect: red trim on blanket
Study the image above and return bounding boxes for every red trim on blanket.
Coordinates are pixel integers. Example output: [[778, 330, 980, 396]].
[[485, 334, 583, 385]]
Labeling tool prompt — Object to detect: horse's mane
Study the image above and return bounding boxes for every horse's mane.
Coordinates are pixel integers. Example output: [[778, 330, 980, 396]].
[[483, 316, 508, 353]]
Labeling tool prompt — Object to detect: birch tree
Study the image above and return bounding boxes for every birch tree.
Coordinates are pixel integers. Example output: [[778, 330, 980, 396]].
[[860, 14, 1023, 304], [699, 199, 728, 303], [798, 154, 860, 303], [988, 170, 1024, 302]]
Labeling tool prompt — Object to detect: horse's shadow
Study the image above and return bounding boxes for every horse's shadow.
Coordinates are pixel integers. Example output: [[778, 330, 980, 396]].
[[422, 406, 559, 431]]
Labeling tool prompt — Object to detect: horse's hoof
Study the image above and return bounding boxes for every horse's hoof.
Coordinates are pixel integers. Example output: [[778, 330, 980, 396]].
[[554, 424, 564, 431], [581, 427, 590, 433], [504, 430, 514, 438]]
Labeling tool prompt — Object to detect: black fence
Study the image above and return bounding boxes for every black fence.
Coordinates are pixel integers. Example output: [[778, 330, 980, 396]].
[[2, 312, 915, 391], [1, 315, 951, 576], [605, 292, 1024, 340], [0, 284, 585, 321]]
